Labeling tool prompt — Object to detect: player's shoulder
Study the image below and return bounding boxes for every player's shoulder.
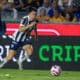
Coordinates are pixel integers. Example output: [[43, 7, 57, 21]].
[[22, 15, 28, 19]]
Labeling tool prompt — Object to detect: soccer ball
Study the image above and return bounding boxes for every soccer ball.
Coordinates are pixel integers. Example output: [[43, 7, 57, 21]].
[[50, 65, 62, 76]]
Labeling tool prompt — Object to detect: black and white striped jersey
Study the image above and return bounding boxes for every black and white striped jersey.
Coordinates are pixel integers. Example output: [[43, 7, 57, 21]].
[[12, 16, 34, 42]]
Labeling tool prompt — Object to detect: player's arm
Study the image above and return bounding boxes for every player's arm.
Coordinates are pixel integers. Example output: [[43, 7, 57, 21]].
[[19, 24, 31, 32], [19, 18, 36, 32], [34, 23, 38, 41]]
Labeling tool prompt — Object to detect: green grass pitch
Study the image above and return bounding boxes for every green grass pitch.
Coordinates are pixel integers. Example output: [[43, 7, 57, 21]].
[[0, 69, 80, 80]]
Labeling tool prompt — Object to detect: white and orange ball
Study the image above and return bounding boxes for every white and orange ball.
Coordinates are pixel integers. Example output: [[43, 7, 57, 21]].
[[50, 65, 62, 76]]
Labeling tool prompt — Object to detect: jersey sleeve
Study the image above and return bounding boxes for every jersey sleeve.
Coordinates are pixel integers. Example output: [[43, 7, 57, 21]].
[[20, 17, 28, 27]]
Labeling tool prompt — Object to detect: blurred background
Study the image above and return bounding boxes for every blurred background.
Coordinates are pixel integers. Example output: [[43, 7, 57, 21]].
[[0, 0, 80, 22], [0, 0, 80, 71]]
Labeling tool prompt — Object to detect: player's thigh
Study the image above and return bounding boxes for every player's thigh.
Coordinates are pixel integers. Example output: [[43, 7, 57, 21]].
[[23, 45, 33, 51], [8, 49, 16, 56], [6, 49, 16, 61]]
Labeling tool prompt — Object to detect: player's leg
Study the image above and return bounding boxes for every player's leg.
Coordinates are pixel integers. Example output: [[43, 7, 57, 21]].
[[0, 50, 16, 68], [6, 50, 16, 61], [17, 40, 33, 70], [23, 44, 33, 62], [18, 46, 33, 70], [23, 44, 33, 56], [18, 50, 25, 70], [0, 40, 18, 68]]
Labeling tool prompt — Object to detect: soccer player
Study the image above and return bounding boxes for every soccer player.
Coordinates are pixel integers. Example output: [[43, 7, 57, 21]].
[[0, 7, 38, 69]]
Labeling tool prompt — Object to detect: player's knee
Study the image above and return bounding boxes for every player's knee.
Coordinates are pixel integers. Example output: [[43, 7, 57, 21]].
[[30, 46, 33, 51], [23, 45, 32, 50], [6, 50, 16, 61], [7, 56, 13, 61]]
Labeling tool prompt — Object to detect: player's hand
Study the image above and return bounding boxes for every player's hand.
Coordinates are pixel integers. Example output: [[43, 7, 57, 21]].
[[29, 22, 36, 27]]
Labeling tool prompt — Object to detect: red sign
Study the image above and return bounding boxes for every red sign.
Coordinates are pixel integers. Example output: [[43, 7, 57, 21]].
[[5, 23, 80, 36]]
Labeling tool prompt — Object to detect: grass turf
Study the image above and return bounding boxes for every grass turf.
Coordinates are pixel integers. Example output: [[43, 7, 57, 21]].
[[0, 69, 80, 80]]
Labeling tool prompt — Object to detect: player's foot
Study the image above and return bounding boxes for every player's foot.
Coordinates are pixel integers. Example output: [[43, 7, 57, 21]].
[[0, 59, 7, 68], [17, 60, 23, 70], [0, 61, 4, 68], [17, 56, 26, 70], [17, 56, 31, 70], [25, 54, 32, 63], [12, 58, 17, 62], [26, 58, 31, 63]]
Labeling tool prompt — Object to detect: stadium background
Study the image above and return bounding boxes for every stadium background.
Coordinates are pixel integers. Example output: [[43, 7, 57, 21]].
[[0, 23, 80, 71], [0, 0, 80, 71]]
